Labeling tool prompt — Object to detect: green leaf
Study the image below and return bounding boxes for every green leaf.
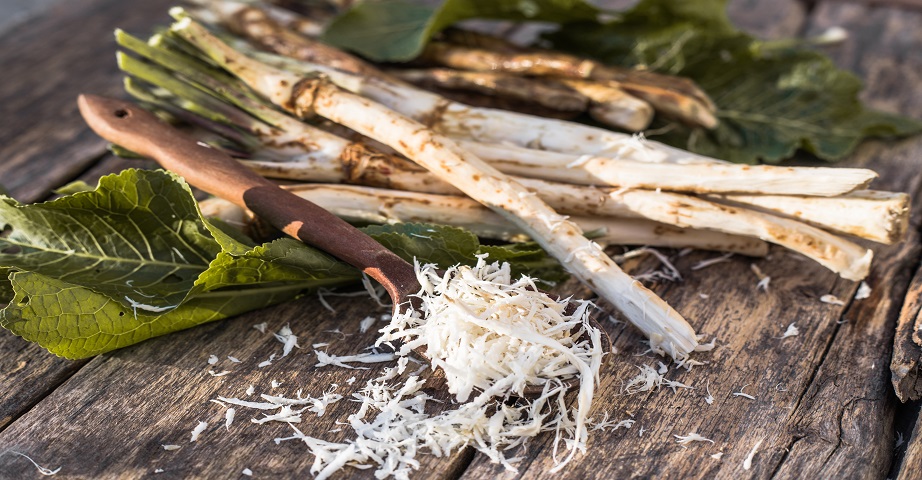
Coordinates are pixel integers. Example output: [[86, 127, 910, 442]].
[[0, 234, 360, 359], [52, 180, 95, 195], [204, 218, 257, 255], [0, 170, 562, 359], [546, 0, 922, 163], [362, 223, 566, 284], [0, 169, 219, 308], [326, 0, 920, 162], [0, 269, 345, 359], [107, 143, 145, 159], [322, 0, 601, 61], [0, 267, 13, 303], [0, 169, 359, 358], [479, 242, 568, 286], [363, 223, 480, 267], [195, 238, 358, 292]]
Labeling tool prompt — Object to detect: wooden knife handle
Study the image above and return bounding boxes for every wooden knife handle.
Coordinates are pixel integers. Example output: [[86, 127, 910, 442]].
[[77, 94, 419, 300]]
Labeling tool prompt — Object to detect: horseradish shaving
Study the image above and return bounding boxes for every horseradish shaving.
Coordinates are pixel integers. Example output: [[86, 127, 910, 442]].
[[674, 432, 715, 446], [379, 258, 603, 464], [279, 257, 604, 478], [379, 257, 601, 403]]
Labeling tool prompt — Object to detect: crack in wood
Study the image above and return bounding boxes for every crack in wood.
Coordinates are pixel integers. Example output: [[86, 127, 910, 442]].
[[0, 359, 87, 433], [770, 434, 805, 478]]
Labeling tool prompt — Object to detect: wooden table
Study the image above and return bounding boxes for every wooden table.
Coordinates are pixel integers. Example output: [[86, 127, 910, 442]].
[[1, 0, 921, 478]]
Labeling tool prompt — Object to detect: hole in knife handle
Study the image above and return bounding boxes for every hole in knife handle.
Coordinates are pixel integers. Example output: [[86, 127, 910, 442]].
[[114, 109, 130, 118]]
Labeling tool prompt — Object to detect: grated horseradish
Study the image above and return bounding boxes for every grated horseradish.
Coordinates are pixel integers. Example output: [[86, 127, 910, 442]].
[[279, 257, 605, 478], [380, 257, 601, 403]]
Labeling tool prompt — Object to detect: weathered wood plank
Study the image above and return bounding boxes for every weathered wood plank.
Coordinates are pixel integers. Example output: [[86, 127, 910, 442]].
[[0, 0, 175, 439], [807, 3, 922, 116], [0, 293, 472, 479], [459, 230, 909, 478], [457, 2, 922, 479], [771, 7, 922, 471], [803, 4, 922, 478], [806, 3, 922, 478], [768, 179, 918, 479], [898, 404, 922, 480], [0, 0, 63, 35], [0, 0, 174, 203], [0, 1, 917, 480], [0, 149, 458, 477], [727, 0, 807, 39], [0, 153, 154, 431], [892, 263, 922, 402], [0, 344, 84, 432]]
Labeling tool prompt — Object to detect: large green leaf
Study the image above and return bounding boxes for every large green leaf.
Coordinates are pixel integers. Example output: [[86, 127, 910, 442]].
[[363, 223, 480, 267], [0, 271, 346, 359], [545, 0, 922, 163], [479, 242, 568, 286], [322, 0, 601, 61], [364, 223, 566, 286], [325, 0, 920, 163], [0, 268, 12, 303], [194, 238, 358, 291], [52, 180, 95, 195], [1, 238, 361, 358], [0, 170, 219, 308], [0, 169, 564, 359]]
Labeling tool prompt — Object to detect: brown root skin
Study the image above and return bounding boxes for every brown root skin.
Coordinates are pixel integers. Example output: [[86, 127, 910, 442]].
[[422, 41, 597, 78], [712, 191, 911, 245], [420, 40, 717, 129], [209, 3, 716, 129], [426, 87, 583, 120], [198, 184, 773, 258], [339, 142, 461, 195], [227, 5, 381, 77], [613, 81, 718, 129], [287, 74, 324, 118], [556, 78, 654, 131], [434, 30, 716, 113], [392, 68, 590, 112], [590, 65, 717, 113]]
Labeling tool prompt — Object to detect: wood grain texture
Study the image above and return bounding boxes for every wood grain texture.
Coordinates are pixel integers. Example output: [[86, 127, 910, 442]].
[[892, 264, 922, 402], [726, 0, 807, 38], [805, 4, 922, 479], [0, 154, 155, 434], [0, 0, 921, 479], [0, 294, 473, 479], [0, 0, 62, 35], [459, 230, 912, 479], [772, 2, 922, 463], [0, 343, 84, 431], [898, 405, 922, 480], [0, 0, 174, 203], [0, 0, 173, 442], [457, 2, 922, 479]]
